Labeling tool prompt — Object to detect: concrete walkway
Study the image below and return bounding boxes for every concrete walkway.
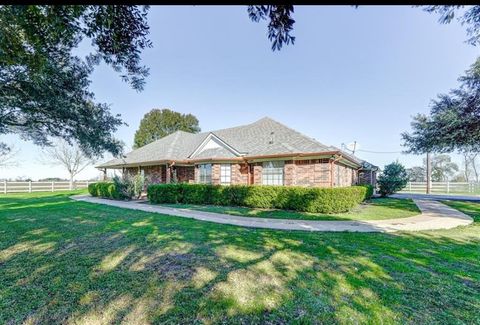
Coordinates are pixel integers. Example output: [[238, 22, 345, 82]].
[[71, 195, 473, 233], [392, 193, 480, 202]]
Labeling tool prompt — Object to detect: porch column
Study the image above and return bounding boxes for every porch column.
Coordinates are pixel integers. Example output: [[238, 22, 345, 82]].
[[102, 168, 107, 181], [165, 164, 171, 184]]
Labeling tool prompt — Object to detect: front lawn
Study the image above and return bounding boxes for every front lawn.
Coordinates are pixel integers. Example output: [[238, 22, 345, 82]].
[[160, 197, 420, 221], [1, 192, 479, 324]]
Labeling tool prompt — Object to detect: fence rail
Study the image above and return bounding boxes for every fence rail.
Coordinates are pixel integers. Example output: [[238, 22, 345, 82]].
[[399, 182, 480, 195], [1, 181, 91, 194]]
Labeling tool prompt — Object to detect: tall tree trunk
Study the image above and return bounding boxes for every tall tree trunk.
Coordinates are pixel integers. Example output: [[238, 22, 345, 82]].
[[471, 155, 479, 182], [464, 154, 470, 182], [69, 174, 74, 190]]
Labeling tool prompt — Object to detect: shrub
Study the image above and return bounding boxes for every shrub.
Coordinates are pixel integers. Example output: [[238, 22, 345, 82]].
[[147, 183, 183, 204], [147, 183, 369, 214], [377, 162, 408, 197], [88, 183, 98, 197], [87, 181, 123, 200], [359, 184, 374, 200]]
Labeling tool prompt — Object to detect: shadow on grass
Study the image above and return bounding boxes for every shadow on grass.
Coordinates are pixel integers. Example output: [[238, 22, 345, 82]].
[[0, 193, 479, 323]]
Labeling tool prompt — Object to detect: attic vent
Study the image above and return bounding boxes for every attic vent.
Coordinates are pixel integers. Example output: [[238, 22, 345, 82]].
[[269, 131, 274, 144]]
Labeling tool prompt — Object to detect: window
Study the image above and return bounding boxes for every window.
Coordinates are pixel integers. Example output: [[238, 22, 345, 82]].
[[220, 164, 231, 185], [262, 161, 284, 185], [198, 164, 212, 184]]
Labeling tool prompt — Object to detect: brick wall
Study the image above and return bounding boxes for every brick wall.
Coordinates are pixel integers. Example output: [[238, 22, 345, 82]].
[[212, 164, 221, 185], [253, 163, 263, 185], [283, 159, 332, 187], [143, 165, 165, 184], [284, 161, 295, 186], [125, 160, 360, 188], [232, 163, 249, 185], [125, 165, 165, 184], [332, 162, 357, 187]]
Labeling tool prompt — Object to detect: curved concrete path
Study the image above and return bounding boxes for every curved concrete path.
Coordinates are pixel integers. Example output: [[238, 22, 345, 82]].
[[71, 195, 473, 233]]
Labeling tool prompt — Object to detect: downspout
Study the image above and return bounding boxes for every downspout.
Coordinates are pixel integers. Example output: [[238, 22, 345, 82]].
[[329, 154, 343, 187]]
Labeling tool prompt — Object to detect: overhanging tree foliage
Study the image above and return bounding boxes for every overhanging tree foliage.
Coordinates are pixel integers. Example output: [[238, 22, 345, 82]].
[[0, 5, 151, 157], [2, 5, 479, 158], [247, 5, 295, 51], [133, 109, 201, 148]]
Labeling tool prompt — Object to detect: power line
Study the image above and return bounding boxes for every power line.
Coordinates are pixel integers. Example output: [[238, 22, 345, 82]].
[[356, 149, 404, 154]]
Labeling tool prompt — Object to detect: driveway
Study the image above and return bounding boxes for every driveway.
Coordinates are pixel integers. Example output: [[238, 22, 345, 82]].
[[71, 195, 473, 233]]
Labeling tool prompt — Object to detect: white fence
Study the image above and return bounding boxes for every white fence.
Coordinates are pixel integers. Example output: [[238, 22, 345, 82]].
[[400, 182, 480, 195], [1, 181, 91, 194]]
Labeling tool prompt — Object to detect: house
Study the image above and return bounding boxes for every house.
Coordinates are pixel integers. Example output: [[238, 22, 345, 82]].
[[97, 117, 377, 187]]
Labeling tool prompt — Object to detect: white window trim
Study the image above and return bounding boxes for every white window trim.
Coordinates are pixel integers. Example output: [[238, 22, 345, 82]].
[[220, 163, 231, 185], [262, 161, 284, 186]]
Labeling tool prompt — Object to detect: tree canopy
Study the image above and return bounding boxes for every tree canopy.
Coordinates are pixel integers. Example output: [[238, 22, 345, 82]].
[[406, 154, 460, 182], [402, 58, 480, 154], [0, 5, 151, 157], [133, 109, 201, 149], [2, 5, 480, 159]]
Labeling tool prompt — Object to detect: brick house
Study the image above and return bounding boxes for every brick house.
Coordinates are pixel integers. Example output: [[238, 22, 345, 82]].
[[97, 117, 377, 187]]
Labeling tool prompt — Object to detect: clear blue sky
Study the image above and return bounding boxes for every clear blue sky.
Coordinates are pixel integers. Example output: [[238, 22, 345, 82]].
[[1, 5, 478, 180]]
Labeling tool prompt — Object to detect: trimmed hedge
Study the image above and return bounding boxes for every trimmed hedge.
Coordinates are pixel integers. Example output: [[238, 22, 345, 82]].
[[88, 182, 124, 200], [147, 184, 373, 214]]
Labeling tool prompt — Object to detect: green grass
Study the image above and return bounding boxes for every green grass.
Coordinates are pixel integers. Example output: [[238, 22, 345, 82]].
[[1, 192, 479, 324], [160, 197, 420, 221]]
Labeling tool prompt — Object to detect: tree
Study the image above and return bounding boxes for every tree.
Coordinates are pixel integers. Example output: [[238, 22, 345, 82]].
[[377, 161, 408, 197], [428, 154, 459, 181], [402, 58, 480, 154], [3, 5, 480, 158], [406, 155, 459, 182], [461, 152, 479, 182], [406, 166, 426, 182], [40, 139, 95, 189], [0, 5, 151, 157], [133, 109, 201, 148], [247, 6, 295, 51]]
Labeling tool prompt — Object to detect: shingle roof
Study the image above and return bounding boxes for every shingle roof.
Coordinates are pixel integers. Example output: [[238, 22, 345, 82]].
[[97, 117, 363, 168]]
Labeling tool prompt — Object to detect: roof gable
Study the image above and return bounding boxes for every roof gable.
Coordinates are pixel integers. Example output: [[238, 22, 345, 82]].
[[189, 133, 242, 158]]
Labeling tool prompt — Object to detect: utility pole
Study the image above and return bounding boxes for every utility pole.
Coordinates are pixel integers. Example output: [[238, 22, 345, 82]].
[[426, 152, 432, 194], [352, 141, 357, 155]]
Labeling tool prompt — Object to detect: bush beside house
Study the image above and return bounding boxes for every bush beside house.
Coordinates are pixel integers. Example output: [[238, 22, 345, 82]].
[[88, 182, 122, 199], [88, 174, 146, 200], [147, 184, 373, 214], [377, 162, 408, 197]]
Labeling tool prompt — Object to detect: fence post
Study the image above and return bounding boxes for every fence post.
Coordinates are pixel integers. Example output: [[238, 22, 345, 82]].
[[28, 181, 32, 193], [51, 181, 54, 192], [3, 180, 6, 194], [409, 182, 412, 192], [447, 181, 450, 194], [86, 180, 89, 188]]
